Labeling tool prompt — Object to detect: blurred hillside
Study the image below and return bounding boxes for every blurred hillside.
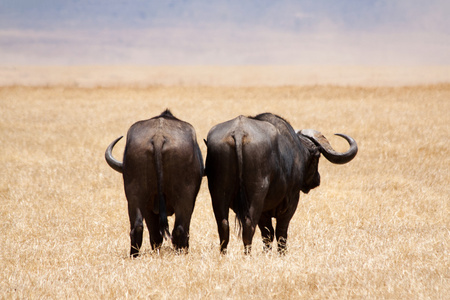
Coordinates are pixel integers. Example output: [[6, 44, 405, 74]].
[[1, 1, 449, 65]]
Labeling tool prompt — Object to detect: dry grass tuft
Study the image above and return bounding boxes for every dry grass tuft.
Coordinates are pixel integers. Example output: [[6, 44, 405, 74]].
[[1, 72, 448, 298]]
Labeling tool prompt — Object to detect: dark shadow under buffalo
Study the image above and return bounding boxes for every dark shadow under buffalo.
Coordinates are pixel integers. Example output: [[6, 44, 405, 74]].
[[204, 113, 357, 254], [105, 109, 204, 256]]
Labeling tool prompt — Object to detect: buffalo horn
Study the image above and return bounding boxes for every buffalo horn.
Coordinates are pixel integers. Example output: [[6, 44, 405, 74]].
[[299, 129, 358, 164], [105, 136, 124, 173]]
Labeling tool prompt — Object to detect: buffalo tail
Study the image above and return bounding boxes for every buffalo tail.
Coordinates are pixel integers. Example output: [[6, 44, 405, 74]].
[[232, 130, 248, 234], [153, 137, 171, 241]]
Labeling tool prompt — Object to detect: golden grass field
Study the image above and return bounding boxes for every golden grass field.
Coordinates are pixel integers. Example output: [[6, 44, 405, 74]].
[[1, 66, 449, 299]]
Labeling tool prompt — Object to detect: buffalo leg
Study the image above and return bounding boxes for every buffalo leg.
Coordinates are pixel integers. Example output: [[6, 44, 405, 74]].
[[209, 184, 232, 254], [275, 194, 299, 254], [128, 206, 144, 257], [172, 213, 192, 252], [275, 215, 294, 254], [210, 192, 230, 254], [242, 216, 255, 255], [275, 225, 288, 254], [144, 212, 164, 251], [214, 210, 230, 254], [258, 214, 274, 252], [242, 193, 266, 255]]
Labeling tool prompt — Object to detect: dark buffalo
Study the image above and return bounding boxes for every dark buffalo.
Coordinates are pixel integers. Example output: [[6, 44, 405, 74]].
[[105, 109, 204, 256], [204, 113, 357, 254]]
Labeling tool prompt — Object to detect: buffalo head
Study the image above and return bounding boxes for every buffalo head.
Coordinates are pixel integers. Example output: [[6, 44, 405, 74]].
[[297, 129, 358, 193]]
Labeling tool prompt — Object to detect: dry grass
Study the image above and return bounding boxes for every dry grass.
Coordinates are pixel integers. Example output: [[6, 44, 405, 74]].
[[0, 68, 449, 298]]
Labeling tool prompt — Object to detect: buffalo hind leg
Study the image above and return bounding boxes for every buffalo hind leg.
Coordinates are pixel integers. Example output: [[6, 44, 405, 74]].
[[145, 212, 164, 252], [258, 214, 274, 252], [129, 206, 144, 257], [217, 216, 230, 254], [242, 192, 266, 255], [172, 214, 192, 253], [242, 216, 256, 255], [172, 225, 187, 253], [211, 194, 231, 254], [211, 198, 230, 254]]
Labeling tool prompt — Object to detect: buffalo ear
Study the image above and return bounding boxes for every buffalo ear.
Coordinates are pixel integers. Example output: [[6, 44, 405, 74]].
[[309, 145, 321, 158], [203, 139, 208, 146], [298, 133, 318, 153]]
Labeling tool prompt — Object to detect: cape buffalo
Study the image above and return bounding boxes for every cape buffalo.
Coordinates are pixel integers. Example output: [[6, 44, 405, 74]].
[[204, 113, 357, 254], [105, 109, 204, 256]]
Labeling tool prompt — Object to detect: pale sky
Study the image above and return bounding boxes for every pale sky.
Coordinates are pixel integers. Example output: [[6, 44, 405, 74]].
[[0, 0, 449, 65]]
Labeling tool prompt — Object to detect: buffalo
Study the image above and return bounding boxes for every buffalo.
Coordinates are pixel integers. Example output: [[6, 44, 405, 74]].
[[105, 109, 204, 256], [204, 113, 357, 254]]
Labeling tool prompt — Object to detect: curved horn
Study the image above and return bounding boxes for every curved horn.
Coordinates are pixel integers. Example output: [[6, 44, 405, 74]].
[[299, 129, 358, 164], [105, 136, 124, 173]]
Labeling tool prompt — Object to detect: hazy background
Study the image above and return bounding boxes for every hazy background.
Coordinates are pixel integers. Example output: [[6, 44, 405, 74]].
[[1, 0, 449, 65]]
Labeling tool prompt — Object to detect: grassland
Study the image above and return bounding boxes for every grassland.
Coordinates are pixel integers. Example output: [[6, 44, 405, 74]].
[[0, 67, 449, 299]]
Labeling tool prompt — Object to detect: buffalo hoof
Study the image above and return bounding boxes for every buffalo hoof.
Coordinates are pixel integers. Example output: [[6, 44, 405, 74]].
[[130, 247, 140, 258], [263, 244, 273, 253]]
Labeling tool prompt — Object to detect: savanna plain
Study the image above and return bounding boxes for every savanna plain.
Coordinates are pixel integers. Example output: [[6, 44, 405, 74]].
[[0, 66, 449, 299]]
